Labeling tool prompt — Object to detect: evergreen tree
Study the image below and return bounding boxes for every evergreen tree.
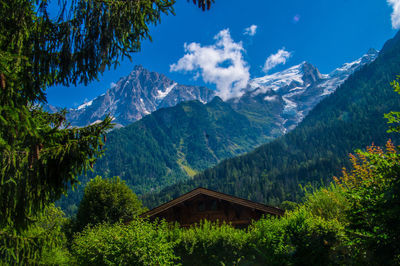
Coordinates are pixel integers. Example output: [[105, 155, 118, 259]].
[[0, 0, 175, 231], [0, 0, 209, 263]]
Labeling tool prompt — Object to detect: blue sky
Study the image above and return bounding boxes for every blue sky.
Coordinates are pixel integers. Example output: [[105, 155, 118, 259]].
[[47, 0, 399, 107]]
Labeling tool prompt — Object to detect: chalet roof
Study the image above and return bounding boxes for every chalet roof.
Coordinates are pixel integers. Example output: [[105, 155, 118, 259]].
[[142, 187, 284, 218]]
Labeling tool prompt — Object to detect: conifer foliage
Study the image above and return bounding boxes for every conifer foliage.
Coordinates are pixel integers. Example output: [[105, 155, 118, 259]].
[[0, 0, 181, 263]]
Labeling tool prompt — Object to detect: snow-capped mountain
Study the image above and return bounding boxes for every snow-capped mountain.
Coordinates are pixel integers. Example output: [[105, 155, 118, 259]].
[[234, 48, 379, 133], [62, 65, 215, 126], [50, 49, 378, 131]]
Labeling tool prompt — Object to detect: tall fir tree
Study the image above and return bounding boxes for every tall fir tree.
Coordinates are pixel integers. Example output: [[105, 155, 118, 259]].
[[0, 0, 210, 263]]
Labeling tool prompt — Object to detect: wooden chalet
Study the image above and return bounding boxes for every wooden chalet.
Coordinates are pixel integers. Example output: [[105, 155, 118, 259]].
[[141, 187, 284, 227]]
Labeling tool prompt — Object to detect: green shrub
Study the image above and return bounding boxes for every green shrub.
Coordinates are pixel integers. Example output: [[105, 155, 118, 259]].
[[74, 176, 145, 232], [72, 219, 178, 265], [249, 208, 348, 265], [169, 220, 249, 265], [302, 183, 349, 223], [335, 141, 400, 264]]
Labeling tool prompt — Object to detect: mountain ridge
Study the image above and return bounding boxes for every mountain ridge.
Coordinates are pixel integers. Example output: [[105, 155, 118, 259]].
[[56, 65, 216, 127]]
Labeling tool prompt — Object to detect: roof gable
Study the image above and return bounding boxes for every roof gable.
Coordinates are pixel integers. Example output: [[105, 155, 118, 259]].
[[142, 187, 284, 218]]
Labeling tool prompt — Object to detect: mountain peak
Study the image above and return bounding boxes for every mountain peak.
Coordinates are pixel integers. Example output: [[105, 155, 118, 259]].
[[133, 64, 145, 70], [63, 66, 215, 126], [301, 62, 322, 84], [366, 48, 379, 56], [129, 65, 149, 76]]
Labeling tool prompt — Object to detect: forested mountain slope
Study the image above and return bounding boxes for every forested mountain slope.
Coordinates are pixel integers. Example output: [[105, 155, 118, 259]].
[[90, 97, 275, 194], [142, 31, 400, 208]]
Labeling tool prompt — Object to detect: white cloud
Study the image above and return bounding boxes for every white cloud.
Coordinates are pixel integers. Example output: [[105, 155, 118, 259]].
[[244, 25, 258, 36], [263, 48, 292, 73], [110, 82, 117, 88], [170, 29, 250, 100], [388, 0, 400, 29]]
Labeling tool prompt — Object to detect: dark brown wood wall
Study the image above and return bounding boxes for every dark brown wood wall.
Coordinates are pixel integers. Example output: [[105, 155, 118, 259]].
[[149, 194, 265, 227]]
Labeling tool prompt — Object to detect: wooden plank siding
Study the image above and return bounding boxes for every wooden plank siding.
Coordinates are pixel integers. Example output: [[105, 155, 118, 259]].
[[141, 188, 284, 227]]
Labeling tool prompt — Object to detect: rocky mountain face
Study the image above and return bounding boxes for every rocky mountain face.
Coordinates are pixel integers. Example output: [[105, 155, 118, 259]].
[[233, 48, 379, 134], [54, 50, 378, 131], [60, 65, 215, 126]]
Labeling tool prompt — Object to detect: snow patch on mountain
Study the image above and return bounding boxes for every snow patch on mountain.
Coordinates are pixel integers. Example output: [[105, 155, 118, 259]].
[[264, 95, 278, 101], [77, 100, 93, 110], [250, 63, 305, 94], [156, 83, 177, 100]]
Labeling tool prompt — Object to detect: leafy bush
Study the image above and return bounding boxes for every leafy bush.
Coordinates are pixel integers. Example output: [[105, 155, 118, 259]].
[[74, 176, 145, 232], [72, 219, 178, 265], [335, 140, 400, 264], [249, 208, 348, 265], [169, 220, 249, 265], [302, 183, 349, 223]]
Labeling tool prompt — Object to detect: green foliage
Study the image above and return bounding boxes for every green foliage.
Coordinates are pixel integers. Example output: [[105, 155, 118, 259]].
[[249, 208, 348, 266], [0, 0, 189, 263], [335, 140, 400, 264], [0, 0, 213, 263], [73, 147, 400, 265], [74, 176, 144, 232], [0, 0, 176, 231], [0, 204, 72, 265], [68, 44, 400, 266], [385, 76, 400, 133], [144, 31, 400, 209], [72, 219, 178, 266], [169, 220, 249, 265], [301, 184, 349, 223]]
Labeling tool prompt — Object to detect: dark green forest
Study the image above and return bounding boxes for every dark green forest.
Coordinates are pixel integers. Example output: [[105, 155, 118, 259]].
[[142, 30, 400, 208]]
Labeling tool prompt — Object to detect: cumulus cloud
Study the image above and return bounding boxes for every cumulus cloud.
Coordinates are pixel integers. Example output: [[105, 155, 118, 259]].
[[263, 48, 292, 73], [170, 29, 250, 100], [244, 25, 258, 36], [388, 0, 400, 29]]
